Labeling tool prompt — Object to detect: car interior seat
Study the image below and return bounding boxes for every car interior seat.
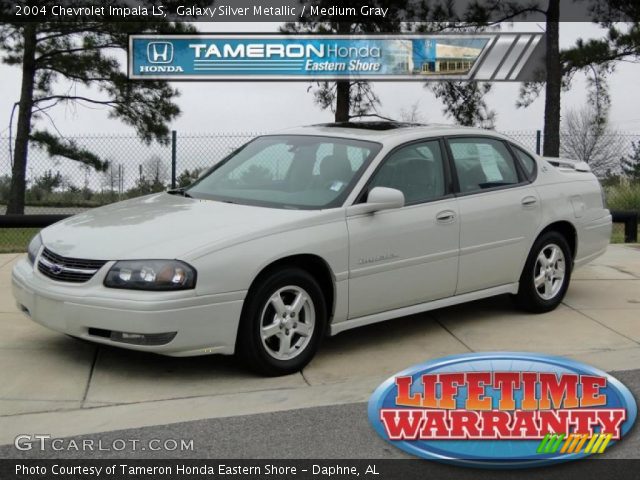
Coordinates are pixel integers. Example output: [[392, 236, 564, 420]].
[[319, 155, 353, 187], [457, 158, 487, 192], [392, 158, 439, 203]]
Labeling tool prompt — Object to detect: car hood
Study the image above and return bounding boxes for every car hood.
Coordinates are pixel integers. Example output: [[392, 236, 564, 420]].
[[41, 193, 331, 260]]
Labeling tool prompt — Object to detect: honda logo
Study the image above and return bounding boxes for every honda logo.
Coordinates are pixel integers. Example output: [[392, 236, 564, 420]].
[[147, 42, 173, 64]]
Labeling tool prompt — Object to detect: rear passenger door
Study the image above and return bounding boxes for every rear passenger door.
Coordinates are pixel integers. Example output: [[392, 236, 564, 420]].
[[346, 139, 460, 318], [446, 136, 541, 294]]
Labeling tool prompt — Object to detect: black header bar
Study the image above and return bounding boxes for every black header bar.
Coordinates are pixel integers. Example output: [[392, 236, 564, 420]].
[[1, 0, 635, 23]]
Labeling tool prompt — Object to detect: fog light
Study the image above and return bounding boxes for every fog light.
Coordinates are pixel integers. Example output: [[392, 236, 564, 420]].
[[87, 328, 176, 346], [110, 330, 177, 346], [119, 332, 146, 341]]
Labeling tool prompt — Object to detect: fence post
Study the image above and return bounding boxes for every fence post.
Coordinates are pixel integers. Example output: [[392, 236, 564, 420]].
[[171, 130, 177, 189], [625, 214, 638, 243], [535, 130, 541, 155]]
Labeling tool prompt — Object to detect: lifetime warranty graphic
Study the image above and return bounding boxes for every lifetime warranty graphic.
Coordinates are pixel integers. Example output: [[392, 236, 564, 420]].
[[368, 353, 637, 468], [128, 34, 545, 81]]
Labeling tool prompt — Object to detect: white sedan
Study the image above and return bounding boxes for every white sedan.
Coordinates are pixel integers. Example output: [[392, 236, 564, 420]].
[[12, 122, 612, 375]]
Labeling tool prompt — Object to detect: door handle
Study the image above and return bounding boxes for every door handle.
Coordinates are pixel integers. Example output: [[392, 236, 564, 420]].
[[521, 196, 538, 207], [436, 210, 457, 224]]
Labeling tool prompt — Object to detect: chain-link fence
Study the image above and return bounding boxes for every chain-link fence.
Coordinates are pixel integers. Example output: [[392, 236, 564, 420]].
[[502, 131, 540, 153], [0, 132, 260, 216], [1, 130, 639, 251]]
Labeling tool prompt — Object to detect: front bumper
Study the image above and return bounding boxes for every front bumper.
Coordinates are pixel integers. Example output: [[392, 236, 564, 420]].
[[11, 258, 244, 356]]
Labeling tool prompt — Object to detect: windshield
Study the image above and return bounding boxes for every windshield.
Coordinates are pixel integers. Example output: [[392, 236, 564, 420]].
[[186, 135, 381, 209]]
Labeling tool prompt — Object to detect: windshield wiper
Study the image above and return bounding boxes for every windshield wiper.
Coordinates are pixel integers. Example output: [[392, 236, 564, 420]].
[[167, 188, 193, 198]]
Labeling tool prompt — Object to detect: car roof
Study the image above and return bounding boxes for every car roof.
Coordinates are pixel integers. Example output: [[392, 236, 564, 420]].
[[274, 121, 518, 146]]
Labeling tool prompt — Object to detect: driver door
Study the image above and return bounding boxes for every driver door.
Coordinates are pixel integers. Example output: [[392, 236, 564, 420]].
[[346, 139, 460, 319]]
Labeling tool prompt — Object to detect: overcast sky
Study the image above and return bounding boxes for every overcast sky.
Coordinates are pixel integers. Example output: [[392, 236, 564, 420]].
[[0, 21, 639, 142]]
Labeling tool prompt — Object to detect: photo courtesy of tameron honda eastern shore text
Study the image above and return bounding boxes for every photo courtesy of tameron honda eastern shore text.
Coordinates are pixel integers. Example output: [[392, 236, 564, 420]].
[[12, 122, 612, 375]]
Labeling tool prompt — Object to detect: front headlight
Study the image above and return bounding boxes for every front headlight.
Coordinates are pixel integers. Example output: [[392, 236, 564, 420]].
[[27, 234, 42, 265], [104, 260, 197, 291]]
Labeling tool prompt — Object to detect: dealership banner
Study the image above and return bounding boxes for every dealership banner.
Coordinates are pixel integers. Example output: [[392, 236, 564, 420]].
[[128, 34, 545, 81]]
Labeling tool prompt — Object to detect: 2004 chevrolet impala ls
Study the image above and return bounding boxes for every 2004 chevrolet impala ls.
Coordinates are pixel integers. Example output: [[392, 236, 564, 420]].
[[13, 122, 612, 375]]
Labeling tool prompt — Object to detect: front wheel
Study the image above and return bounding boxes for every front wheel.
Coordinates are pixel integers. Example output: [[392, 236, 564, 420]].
[[237, 268, 327, 376], [514, 231, 572, 313]]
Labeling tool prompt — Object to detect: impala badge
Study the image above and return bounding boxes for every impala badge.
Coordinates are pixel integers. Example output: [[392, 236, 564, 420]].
[[358, 253, 399, 265]]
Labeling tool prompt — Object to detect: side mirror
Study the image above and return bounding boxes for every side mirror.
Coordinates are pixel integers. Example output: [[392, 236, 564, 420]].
[[347, 187, 405, 216]]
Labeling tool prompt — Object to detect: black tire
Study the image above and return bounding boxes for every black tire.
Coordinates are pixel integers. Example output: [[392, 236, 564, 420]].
[[514, 231, 572, 313], [237, 267, 327, 376]]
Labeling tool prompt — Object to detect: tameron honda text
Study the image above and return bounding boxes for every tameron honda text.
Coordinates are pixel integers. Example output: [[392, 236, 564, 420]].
[[368, 352, 636, 467]]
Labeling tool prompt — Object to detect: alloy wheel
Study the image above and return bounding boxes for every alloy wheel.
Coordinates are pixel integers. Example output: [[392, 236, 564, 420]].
[[259, 285, 315, 361], [534, 243, 566, 301]]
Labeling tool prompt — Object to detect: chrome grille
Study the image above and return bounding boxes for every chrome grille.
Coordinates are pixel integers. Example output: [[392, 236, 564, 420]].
[[37, 248, 107, 283]]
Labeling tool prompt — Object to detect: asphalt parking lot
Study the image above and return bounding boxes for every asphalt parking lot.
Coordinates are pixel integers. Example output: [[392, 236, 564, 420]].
[[4, 368, 639, 458], [1, 244, 639, 446]]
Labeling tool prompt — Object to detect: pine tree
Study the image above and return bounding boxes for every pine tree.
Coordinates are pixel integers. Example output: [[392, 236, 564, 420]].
[[0, 2, 200, 213], [622, 141, 640, 182], [280, 0, 405, 122]]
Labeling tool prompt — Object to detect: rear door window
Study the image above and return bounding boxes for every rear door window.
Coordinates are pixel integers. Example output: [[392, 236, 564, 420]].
[[447, 137, 521, 194]]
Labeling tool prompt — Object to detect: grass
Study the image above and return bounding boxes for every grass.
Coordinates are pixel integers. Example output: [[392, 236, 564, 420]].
[[606, 182, 640, 244], [611, 223, 640, 244], [0, 228, 39, 254], [605, 182, 640, 211]]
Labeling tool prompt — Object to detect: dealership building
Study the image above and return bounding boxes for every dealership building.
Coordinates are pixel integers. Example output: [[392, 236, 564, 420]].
[[413, 41, 483, 74]]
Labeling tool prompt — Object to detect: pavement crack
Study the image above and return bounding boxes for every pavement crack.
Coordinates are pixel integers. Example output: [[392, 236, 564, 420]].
[[572, 278, 638, 281], [74, 384, 316, 412], [563, 302, 640, 347], [299, 369, 312, 386], [606, 265, 640, 279], [0, 254, 19, 270], [432, 314, 474, 352], [81, 347, 100, 407]]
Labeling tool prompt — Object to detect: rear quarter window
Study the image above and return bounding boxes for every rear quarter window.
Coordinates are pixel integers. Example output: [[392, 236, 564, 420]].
[[512, 146, 537, 181]]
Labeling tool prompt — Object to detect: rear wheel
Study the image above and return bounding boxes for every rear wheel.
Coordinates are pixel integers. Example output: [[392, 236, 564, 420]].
[[237, 268, 326, 376], [514, 231, 572, 313]]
